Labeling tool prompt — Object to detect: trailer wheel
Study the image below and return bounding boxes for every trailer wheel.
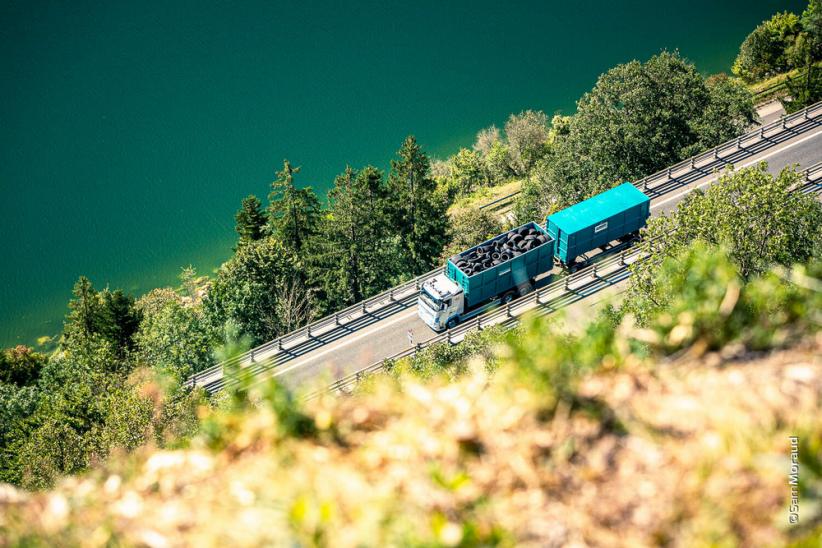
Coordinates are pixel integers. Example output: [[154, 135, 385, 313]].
[[502, 292, 514, 304], [446, 317, 459, 329]]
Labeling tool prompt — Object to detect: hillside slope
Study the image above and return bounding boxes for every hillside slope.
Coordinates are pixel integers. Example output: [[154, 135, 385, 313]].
[[1, 332, 819, 546]]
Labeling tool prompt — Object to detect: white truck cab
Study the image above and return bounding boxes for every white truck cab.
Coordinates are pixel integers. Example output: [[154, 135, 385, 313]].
[[417, 274, 464, 331]]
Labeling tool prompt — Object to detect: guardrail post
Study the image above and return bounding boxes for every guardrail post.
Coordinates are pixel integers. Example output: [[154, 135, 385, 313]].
[[390, 289, 395, 301], [620, 250, 626, 266], [805, 169, 811, 182], [690, 158, 695, 169], [713, 147, 718, 159], [564, 275, 570, 290], [447, 330, 452, 344], [476, 317, 482, 330], [361, 301, 366, 314], [307, 325, 312, 338], [356, 371, 362, 383], [415, 279, 420, 289], [415, 342, 421, 352], [334, 313, 339, 326], [277, 338, 282, 351], [251, 349, 255, 363], [667, 167, 672, 179], [760, 127, 765, 139], [804, 108, 809, 120], [506, 302, 512, 318], [592, 264, 598, 278], [642, 178, 648, 190], [782, 117, 787, 129], [736, 136, 742, 149]]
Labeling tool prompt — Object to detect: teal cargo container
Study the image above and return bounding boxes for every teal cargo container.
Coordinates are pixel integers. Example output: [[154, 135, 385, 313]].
[[446, 221, 555, 309], [547, 182, 650, 265]]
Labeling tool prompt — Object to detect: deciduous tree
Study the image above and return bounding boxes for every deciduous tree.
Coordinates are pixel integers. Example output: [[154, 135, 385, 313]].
[[504, 110, 550, 176], [204, 236, 309, 343], [732, 11, 803, 82], [624, 164, 822, 325]]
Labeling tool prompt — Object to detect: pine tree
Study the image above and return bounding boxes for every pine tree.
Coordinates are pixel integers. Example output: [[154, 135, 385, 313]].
[[316, 165, 392, 306], [386, 136, 447, 276], [234, 195, 267, 247], [64, 276, 102, 344], [267, 160, 320, 253]]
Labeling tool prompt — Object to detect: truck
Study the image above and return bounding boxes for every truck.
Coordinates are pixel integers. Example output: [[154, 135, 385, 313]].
[[418, 221, 555, 331], [418, 182, 651, 332], [547, 182, 650, 267]]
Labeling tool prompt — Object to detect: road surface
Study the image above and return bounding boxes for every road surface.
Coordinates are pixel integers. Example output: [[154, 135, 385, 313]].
[[194, 107, 822, 395]]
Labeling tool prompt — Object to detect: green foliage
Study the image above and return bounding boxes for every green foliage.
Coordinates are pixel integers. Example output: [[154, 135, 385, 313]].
[[205, 236, 313, 344], [500, 311, 621, 414], [472, 125, 513, 185], [783, 60, 822, 113], [63, 276, 141, 356], [625, 164, 821, 327], [0, 382, 39, 476], [0, 345, 47, 387], [134, 288, 217, 380], [733, 11, 803, 82], [267, 159, 321, 255], [623, 242, 820, 353], [439, 208, 504, 261], [518, 51, 755, 221], [0, 329, 205, 489], [644, 164, 820, 282], [687, 74, 756, 155], [234, 194, 267, 247], [804, 0, 822, 59], [311, 165, 396, 308], [202, 327, 315, 449], [503, 110, 550, 176], [387, 136, 448, 275], [443, 148, 488, 199], [389, 326, 505, 382]]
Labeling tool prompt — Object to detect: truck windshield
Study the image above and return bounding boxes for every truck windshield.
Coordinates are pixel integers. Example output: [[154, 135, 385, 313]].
[[419, 288, 443, 311]]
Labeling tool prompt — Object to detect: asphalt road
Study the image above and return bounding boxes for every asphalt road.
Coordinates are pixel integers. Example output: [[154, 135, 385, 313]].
[[256, 121, 822, 394]]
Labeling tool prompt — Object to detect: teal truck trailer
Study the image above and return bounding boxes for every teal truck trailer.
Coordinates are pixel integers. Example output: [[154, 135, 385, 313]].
[[418, 183, 650, 332], [418, 221, 554, 331], [547, 182, 650, 266]]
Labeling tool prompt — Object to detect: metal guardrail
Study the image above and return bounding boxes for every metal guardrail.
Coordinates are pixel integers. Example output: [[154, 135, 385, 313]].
[[307, 160, 822, 399], [477, 191, 521, 211], [752, 66, 820, 102], [472, 101, 822, 218], [186, 100, 822, 392], [306, 232, 666, 399], [185, 266, 443, 388]]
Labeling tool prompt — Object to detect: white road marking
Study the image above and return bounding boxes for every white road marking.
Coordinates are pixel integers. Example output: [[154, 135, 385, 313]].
[[652, 127, 822, 211], [271, 307, 420, 378]]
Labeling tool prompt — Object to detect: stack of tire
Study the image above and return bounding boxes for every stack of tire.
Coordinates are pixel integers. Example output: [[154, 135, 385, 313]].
[[451, 225, 550, 277]]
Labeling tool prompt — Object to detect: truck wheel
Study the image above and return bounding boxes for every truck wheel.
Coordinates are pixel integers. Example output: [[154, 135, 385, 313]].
[[502, 292, 514, 304], [446, 317, 459, 329]]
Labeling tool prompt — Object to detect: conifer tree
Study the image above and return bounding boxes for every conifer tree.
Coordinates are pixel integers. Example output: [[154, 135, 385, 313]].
[[234, 195, 267, 247], [315, 165, 392, 306], [267, 160, 320, 254], [386, 136, 447, 276]]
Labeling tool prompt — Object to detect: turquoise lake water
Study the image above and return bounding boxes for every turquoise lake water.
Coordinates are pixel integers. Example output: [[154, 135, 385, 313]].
[[0, 0, 806, 346]]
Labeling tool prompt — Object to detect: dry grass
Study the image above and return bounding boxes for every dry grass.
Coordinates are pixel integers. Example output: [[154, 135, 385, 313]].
[[1, 333, 819, 546]]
